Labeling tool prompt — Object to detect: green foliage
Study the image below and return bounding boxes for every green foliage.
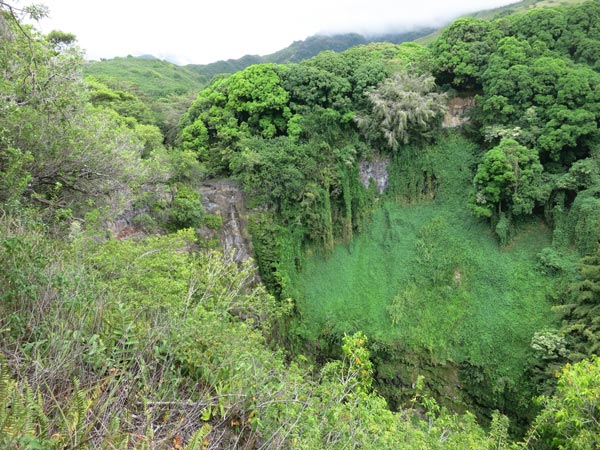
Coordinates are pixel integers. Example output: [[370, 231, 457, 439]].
[[537, 247, 571, 275], [393, 42, 436, 74], [278, 63, 351, 110], [85, 77, 169, 160], [433, 1, 600, 206], [182, 46, 406, 295], [165, 148, 205, 183], [46, 29, 76, 50], [168, 184, 205, 230], [0, 147, 33, 206], [356, 72, 447, 151], [225, 64, 290, 137], [181, 64, 291, 163], [0, 212, 305, 446], [247, 211, 301, 297], [557, 251, 600, 360], [83, 56, 206, 99], [203, 214, 222, 230], [0, 208, 515, 448], [528, 329, 569, 393], [132, 212, 157, 232], [556, 158, 600, 192], [84, 61, 204, 148], [532, 356, 600, 449], [433, 2, 600, 273], [288, 135, 556, 422], [567, 187, 600, 255], [180, 41, 425, 167], [234, 135, 374, 296], [4, 3, 600, 447], [231, 137, 318, 213], [0, 11, 153, 218], [470, 139, 545, 220], [304, 43, 399, 107], [0, 357, 58, 450], [185, 31, 433, 83], [431, 17, 501, 88], [180, 119, 209, 155], [86, 77, 159, 125]]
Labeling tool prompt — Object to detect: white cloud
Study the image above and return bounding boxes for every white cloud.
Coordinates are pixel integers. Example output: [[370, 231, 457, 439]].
[[33, 0, 517, 65]]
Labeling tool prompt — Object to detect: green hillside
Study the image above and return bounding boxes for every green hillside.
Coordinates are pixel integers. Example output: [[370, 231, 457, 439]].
[[83, 55, 207, 99], [2, 0, 600, 448], [83, 30, 433, 104], [287, 135, 561, 418], [470, 0, 591, 19], [186, 30, 434, 80], [415, 0, 590, 45]]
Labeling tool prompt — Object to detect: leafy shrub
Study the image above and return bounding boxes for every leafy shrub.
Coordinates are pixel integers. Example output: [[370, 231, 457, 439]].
[[537, 247, 568, 275], [132, 212, 157, 232], [203, 214, 223, 230], [169, 184, 205, 230]]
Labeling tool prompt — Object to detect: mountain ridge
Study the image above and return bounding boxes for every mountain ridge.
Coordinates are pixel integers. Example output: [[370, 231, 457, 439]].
[[83, 30, 434, 99]]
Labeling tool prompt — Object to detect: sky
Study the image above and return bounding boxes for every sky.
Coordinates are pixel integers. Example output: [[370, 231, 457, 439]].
[[27, 0, 518, 65]]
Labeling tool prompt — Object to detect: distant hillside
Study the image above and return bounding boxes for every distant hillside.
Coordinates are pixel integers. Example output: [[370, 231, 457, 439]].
[[186, 29, 435, 80], [84, 30, 434, 100], [415, 0, 590, 45], [83, 56, 207, 99], [81, 0, 590, 100]]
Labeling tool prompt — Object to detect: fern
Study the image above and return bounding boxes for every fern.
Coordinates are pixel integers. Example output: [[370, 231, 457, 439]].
[[0, 357, 47, 449], [184, 424, 212, 450]]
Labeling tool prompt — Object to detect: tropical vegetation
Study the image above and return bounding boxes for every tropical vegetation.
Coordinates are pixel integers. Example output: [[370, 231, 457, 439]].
[[1, 0, 600, 448]]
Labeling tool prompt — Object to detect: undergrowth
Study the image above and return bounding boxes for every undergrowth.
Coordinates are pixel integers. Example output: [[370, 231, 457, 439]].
[[287, 134, 558, 419]]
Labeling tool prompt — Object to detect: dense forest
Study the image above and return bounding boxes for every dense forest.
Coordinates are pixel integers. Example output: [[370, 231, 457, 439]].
[[1, 0, 600, 448]]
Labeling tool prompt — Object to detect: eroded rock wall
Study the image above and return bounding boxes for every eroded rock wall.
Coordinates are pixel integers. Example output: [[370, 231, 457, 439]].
[[359, 157, 389, 195], [199, 180, 253, 265]]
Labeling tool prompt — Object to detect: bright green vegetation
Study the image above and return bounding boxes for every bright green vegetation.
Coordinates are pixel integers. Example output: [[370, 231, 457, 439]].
[[2, 1, 600, 448], [85, 31, 433, 102], [293, 204, 553, 365], [83, 58, 208, 146], [178, 0, 600, 440], [416, 0, 591, 45], [470, 0, 591, 19], [532, 355, 600, 448], [84, 55, 207, 98], [287, 136, 557, 418]]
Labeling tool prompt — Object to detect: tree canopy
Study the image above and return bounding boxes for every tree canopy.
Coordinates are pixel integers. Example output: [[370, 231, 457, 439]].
[[2, 1, 600, 448]]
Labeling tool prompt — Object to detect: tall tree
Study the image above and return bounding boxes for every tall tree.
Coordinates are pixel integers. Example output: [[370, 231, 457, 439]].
[[470, 138, 545, 220], [355, 72, 447, 152], [431, 17, 501, 89], [0, 4, 146, 215]]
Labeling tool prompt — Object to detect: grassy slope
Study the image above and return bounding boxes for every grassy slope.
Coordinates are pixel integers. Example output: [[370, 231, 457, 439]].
[[288, 134, 557, 381], [83, 31, 432, 99], [83, 56, 207, 99]]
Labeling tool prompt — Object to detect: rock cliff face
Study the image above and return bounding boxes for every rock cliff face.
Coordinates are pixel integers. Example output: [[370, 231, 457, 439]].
[[359, 157, 389, 195], [198, 180, 253, 265], [443, 96, 475, 128]]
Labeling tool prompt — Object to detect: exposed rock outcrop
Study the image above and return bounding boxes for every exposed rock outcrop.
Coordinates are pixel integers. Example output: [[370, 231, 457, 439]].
[[443, 96, 475, 128], [359, 157, 389, 195], [198, 180, 253, 265]]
